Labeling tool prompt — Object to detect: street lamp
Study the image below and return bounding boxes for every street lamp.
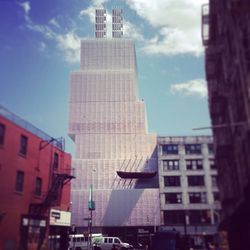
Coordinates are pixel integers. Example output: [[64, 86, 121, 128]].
[[88, 184, 95, 250]]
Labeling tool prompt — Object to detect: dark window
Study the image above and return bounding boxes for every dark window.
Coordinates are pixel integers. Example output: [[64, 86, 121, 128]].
[[164, 210, 185, 225], [164, 176, 181, 187], [210, 159, 216, 169], [163, 160, 179, 171], [15, 171, 24, 192], [165, 193, 182, 204], [19, 135, 28, 156], [186, 159, 203, 170], [35, 177, 42, 196], [213, 192, 220, 202], [162, 144, 178, 155], [211, 175, 217, 187], [187, 175, 204, 186], [208, 144, 214, 154], [188, 210, 211, 224], [53, 152, 59, 169], [185, 144, 202, 154], [189, 192, 207, 203], [0, 123, 5, 145]]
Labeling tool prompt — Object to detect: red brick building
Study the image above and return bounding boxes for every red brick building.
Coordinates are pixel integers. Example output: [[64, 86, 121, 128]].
[[0, 105, 73, 250]]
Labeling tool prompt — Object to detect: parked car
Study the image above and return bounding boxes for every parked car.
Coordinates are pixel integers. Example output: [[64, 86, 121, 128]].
[[93, 236, 133, 250]]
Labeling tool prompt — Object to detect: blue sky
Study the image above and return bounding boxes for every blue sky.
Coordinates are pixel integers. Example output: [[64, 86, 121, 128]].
[[0, 0, 210, 155]]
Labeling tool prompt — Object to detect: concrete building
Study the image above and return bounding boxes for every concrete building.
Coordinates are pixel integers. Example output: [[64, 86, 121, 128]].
[[157, 136, 220, 248], [202, 1, 250, 249], [0, 105, 72, 250], [68, 8, 159, 244]]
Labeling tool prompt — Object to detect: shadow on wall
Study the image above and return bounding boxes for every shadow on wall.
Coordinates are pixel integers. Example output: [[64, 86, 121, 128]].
[[102, 189, 143, 226]]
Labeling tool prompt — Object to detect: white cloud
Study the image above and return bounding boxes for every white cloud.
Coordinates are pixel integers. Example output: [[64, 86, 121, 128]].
[[49, 18, 61, 29], [56, 32, 81, 63], [20, 5, 81, 64], [125, 0, 208, 56], [19, 1, 31, 15], [170, 78, 207, 98]]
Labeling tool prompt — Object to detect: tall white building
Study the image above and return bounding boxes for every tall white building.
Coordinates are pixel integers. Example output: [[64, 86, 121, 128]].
[[68, 9, 160, 238]]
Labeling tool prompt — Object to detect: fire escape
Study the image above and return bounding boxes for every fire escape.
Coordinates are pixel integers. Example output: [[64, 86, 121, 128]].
[[29, 137, 74, 215]]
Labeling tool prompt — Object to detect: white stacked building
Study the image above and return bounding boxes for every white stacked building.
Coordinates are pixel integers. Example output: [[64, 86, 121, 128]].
[[68, 8, 160, 240]]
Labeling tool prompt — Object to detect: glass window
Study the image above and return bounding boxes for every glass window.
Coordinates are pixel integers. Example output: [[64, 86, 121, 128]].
[[108, 238, 112, 243], [163, 160, 179, 171], [187, 176, 204, 186], [16, 171, 24, 192], [162, 144, 178, 155], [185, 144, 202, 154], [208, 144, 214, 154], [211, 175, 217, 187], [165, 193, 182, 204], [53, 152, 59, 170], [164, 176, 181, 187], [164, 210, 185, 225], [210, 159, 216, 169], [35, 177, 42, 196], [114, 239, 120, 243], [189, 192, 207, 203], [19, 135, 28, 156], [0, 123, 5, 145], [213, 192, 220, 202], [189, 210, 211, 224], [186, 159, 203, 170]]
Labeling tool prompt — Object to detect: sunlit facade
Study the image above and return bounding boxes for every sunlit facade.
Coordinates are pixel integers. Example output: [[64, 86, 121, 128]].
[[68, 36, 160, 232]]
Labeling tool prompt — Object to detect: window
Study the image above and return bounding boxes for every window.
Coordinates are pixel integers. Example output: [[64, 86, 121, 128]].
[[185, 144, 202, 154], [164, 176, 181, 187], [0, 123, 5, 146], [162, 144, 178, 155], [163, 160, 179, 171], [189, 210, 211, 224], [189, 192, 207, 203], [209, 159, 216, 169], [165, 193, 182, 204], [19, 135, 28, 156], [208, 144, 214, 154], [15, 171, 24, 192], [53, 152, 59, 169], [187, 175, 204, 186], [213, 192, 220, 202], [186, 159, 203, 170], [211, 175, 217, 187], [164, 210, 185, 225], [35, 177, 42, 196]]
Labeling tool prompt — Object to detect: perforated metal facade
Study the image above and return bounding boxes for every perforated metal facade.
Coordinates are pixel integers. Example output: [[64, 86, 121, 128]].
[[68, 38, 160, 227]]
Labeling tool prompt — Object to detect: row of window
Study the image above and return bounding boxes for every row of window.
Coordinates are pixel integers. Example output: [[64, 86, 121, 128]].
[[16, 170, 42, 196], [163, 209, 219, 225], [162, 143, 214, 155], [163, 159, 216, 171], [165, 191, 220, 204], [0, 123, 60, 168], [164, 175, 217, 187]]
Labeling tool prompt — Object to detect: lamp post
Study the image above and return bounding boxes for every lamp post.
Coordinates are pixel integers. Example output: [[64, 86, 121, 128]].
[[88, 184, 95, 250]]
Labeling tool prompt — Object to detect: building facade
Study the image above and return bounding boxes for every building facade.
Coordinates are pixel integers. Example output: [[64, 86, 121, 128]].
[[157, 136, 220, 248], [0, 105, 72, 250], [202, 1, 250, 249], [68, 8, 160, 243]]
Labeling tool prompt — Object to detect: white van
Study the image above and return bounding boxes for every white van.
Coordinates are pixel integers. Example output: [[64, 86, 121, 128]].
[[93, 236, 133, 250]]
